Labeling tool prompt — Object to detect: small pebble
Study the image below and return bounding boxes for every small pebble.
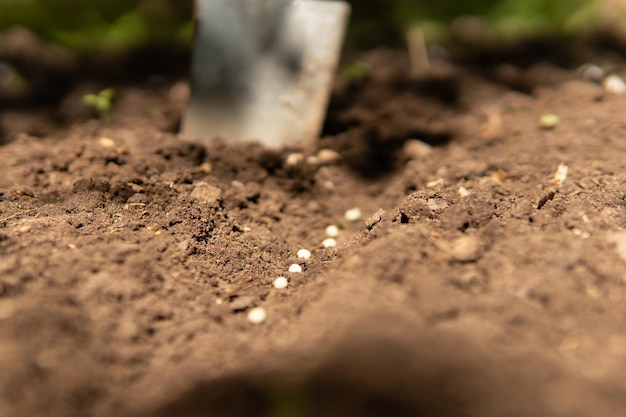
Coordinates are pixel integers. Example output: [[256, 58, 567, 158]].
[[426, 178, 445, 188], [458, 186, 470, 197], [365, 208, 385, 230], [403, 139, 433, 159], [322, 238, 337, 248], [288, 264, 303, 273], [273, 277, 289, 289], [539, 114, 560, 129], [344, 207, 362, 222], [447, 236, 482, 262], [247, 307, 267, 324], [297, 248, 311, 260], [603, 74, 626, 95], [323, 181, 335, 190], [169, 81, 190, 102], [325, 225, 340, 238], [579, 63, 604, 84], [285, 153, 304, 166]]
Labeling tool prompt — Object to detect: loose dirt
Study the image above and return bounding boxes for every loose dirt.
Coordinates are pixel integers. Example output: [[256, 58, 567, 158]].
[[2, 39, 626, 417]]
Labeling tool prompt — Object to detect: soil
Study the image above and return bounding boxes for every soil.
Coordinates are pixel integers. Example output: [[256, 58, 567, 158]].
[[3, 34, 626, 417]]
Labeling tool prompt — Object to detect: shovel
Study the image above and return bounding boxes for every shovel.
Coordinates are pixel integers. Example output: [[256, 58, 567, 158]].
[[181, 0, 350, 149]]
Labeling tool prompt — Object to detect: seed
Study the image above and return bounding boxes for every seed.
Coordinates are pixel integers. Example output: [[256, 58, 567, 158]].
[[322, 238, 337, 248], [288, 264, 303, 273], [325, 225, 340, 238], [297, 248, 311, 260], [99, 137, 115, 148], [315, 149, 341, 164], [344, 207, 362, 222], [539, 114, 560, 129], [247, 307, 267, 324], [273, 277, 289, 289]]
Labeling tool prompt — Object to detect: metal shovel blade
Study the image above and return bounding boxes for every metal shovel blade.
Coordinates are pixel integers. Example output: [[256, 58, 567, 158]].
[[182, 0, 350, 148]]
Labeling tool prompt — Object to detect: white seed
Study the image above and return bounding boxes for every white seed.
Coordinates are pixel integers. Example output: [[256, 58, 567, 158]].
[[604, 74, 626, 95], [288, 264, 303, 273], [344, 207, 362, 222], [315, 149, 341, 164], [322, 238, 337, 248], [325, 225, 340, 238], [297, 248, 311, 260], [247, 307, 267, 324], [273, 277, 289, 289]]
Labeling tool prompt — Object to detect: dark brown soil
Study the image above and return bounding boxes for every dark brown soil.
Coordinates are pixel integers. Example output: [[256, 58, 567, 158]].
[[3, 40, 626, 417]]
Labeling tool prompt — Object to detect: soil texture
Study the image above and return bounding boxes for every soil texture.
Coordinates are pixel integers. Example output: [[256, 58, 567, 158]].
[[3, 40, 626, 417]]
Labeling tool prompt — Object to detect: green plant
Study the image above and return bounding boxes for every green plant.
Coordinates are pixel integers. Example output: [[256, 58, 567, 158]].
[[82, 88, 115, 121], [340, 61, 370, 84], [0, 1, 192, 52]]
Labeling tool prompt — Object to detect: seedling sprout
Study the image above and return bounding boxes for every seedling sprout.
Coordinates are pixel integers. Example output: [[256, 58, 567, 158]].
[[82, 88, 115, 121]]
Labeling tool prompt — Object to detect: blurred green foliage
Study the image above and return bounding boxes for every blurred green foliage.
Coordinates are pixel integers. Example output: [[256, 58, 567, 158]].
[[0, 0, 601, 51], [0, 0, 192, 51], [348, 0, 598, 47]]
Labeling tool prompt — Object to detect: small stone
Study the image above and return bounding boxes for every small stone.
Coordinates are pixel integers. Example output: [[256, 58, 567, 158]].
[[194, 162, 212, 174], [426, 178, 445, 188], [247, 307, 267, 324], [491, 169, 508, 184], [229, 296, 256, 312], [322, 238, 337, 249], [609, 232, 626, 263], [190, 182, 222, 206], [297, 248, 311, 260], [604, 74, 626, 95], [288, 264, 303, 273], [579, 63, 604, 84], [285, 153, 304, 166], [325, 225, 340, 238], [427, 198, 448, 212], [344, 207, 362, 222], [403, 139, 433, 159], [539, 114, 560, 129], [365, 208, 385, 230], [458, 186, 470, 197], [446, 236, 482, 262], [169, 81, 190, 102], [273, 277, 288, 289]]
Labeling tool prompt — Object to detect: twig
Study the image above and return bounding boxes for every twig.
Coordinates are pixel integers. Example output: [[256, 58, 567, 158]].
[[406, 26, 430, 74]]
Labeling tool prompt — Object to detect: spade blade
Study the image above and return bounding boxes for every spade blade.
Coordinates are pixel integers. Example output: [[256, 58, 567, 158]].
[[182, 0, 350, 148]]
